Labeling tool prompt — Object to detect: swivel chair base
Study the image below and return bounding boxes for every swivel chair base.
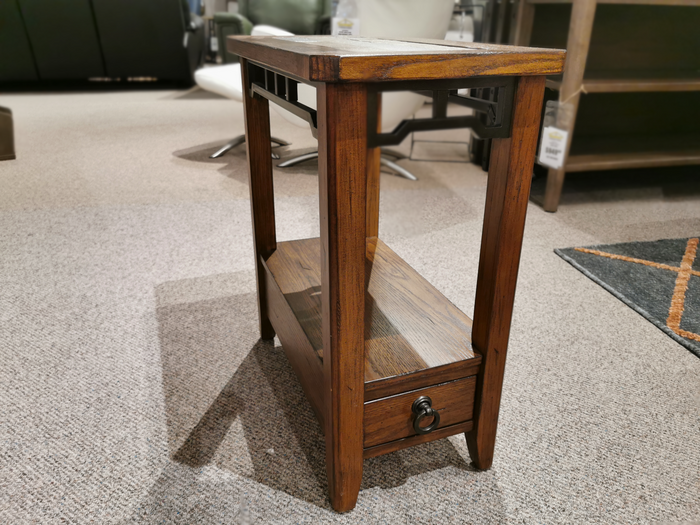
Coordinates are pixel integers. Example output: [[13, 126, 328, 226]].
[[277, 148, 417, 181], [210, 135, 290, 159]]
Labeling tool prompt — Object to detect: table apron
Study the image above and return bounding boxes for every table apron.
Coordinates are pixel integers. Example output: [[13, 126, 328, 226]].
[[245, 61, 517, 146]]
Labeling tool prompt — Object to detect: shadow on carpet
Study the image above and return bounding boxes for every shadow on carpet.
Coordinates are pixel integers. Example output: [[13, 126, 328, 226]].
[[155, 274, 474, 510], [555, 237, 700, 358]]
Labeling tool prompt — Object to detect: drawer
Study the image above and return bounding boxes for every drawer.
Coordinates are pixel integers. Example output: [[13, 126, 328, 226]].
[[363, 376, 477, 448]]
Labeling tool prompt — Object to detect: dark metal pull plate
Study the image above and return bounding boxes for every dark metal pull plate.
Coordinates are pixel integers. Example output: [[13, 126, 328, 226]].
[[411, 395, 440, 435]]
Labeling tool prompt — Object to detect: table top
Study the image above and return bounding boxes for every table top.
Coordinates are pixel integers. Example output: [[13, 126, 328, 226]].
[[228, 35, 565, 83]]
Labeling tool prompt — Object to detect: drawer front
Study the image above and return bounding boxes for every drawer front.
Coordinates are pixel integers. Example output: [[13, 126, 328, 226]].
[[363, 376, 476, 448]]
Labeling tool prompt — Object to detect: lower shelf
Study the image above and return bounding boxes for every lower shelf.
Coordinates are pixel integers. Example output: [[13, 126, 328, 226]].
[[261, 236, 481, 451], [566, 150, 700, 172], [566, 133, 700, 172], [546, 73, 700, 94]]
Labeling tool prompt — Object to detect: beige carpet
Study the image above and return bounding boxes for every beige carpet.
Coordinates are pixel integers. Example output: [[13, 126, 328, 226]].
[[1, 87, 699, 524]]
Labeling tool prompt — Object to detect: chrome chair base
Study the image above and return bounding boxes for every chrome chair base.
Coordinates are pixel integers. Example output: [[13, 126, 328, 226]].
[[277, 151, 320, 168], [277, 148, 418, 180], [210, 135, 289, 159]]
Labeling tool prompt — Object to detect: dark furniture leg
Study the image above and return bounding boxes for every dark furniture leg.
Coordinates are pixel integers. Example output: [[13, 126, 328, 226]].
[[467, 75, 546, 469], [317, 82, 368, 512], [241, 58, 276, 340], [0, 107, 16, 161], [366, 92, 382, 239]]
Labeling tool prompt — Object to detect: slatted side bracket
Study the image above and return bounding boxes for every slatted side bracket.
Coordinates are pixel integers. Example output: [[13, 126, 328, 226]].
[[247, 62, 319, 138], [246, 62, 516, 147], [367, 77, 516, 147]]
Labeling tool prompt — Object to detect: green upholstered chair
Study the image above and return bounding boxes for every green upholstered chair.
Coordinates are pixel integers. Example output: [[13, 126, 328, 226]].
[[92, 0, 205, 85], [17, 0, 106, 80], [214, 0, 331, 63], [194, 25, 292, 158], [2, 0, 204, 85], [0, 0, 39, 82]]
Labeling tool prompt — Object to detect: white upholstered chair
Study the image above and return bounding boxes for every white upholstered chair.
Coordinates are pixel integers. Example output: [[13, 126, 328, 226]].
[[275, 0, 455, 180], [193, 25, 293, 158]]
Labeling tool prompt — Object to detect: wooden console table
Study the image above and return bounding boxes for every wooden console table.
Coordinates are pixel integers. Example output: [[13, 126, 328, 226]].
[[228, 35, 564, 512]]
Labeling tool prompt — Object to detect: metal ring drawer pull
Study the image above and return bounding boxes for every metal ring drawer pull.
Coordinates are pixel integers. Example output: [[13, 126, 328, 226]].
[[411, 396, 440, 435]]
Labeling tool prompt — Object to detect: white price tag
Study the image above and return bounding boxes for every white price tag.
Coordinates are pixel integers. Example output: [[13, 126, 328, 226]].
[[332, 17, 360, 36], [210, 37, 219, 52], [538, 126, 568, 169]]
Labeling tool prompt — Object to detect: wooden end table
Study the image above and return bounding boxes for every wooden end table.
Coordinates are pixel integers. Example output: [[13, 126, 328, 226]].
[[228, 35, 565, 512]]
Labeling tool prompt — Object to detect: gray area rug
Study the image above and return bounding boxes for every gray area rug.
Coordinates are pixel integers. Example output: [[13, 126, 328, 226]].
[[1, 89, 699, 524], [556, 238, 700, 358]]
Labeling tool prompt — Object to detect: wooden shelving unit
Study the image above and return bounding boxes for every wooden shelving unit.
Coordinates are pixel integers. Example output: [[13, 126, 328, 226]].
[[525, 0, 700, 5], [545, 77, 700, 93], [513, 0, 700, 211]]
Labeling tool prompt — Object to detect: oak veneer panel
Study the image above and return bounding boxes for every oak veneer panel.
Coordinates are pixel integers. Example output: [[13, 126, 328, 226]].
[[363, 421, 474, 459], [228, 35, 566, 82], [363, 377, 476, 448], [364, 359, 481, 402], [262, 260, 325, 426], [263, 237, 480, 399]]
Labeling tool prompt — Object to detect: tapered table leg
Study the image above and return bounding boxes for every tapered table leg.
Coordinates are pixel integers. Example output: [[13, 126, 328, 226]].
[[543, 0, 596, 213], [317, 83, 368, 512], [366, 92, 382, 239], [467, 75, 546, 469], [241, 58, 276, 340]]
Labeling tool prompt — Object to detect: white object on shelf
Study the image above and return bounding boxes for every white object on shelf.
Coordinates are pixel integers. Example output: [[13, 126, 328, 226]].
[[251, 25, 293, 37], [332, 0, 360, 36], [203, 0, 226, 15], [445, 11, 474, 42]]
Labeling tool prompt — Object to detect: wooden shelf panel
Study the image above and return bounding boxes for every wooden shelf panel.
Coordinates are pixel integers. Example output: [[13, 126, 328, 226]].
[[263, 237, 480, 402], [528, 0, 700, 5], [566, 150, 700, 172], [547, 77, 700, 93], [566, 134, 700, 171]]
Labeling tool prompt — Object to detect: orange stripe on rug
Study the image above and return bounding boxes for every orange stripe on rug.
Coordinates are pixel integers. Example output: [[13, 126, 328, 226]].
[[667, 238, 699, 340], [574, 247, 700, 277], [674, 328, 700, 343]]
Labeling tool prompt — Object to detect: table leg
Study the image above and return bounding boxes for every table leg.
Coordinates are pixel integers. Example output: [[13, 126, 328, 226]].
[[467, 75, 546, 469], [318, 82, 368, 512], [241, 58, 276, 340], [366, 92, 382, 239], [543, 0, 596, 213], [543, 167, 566, 212]]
